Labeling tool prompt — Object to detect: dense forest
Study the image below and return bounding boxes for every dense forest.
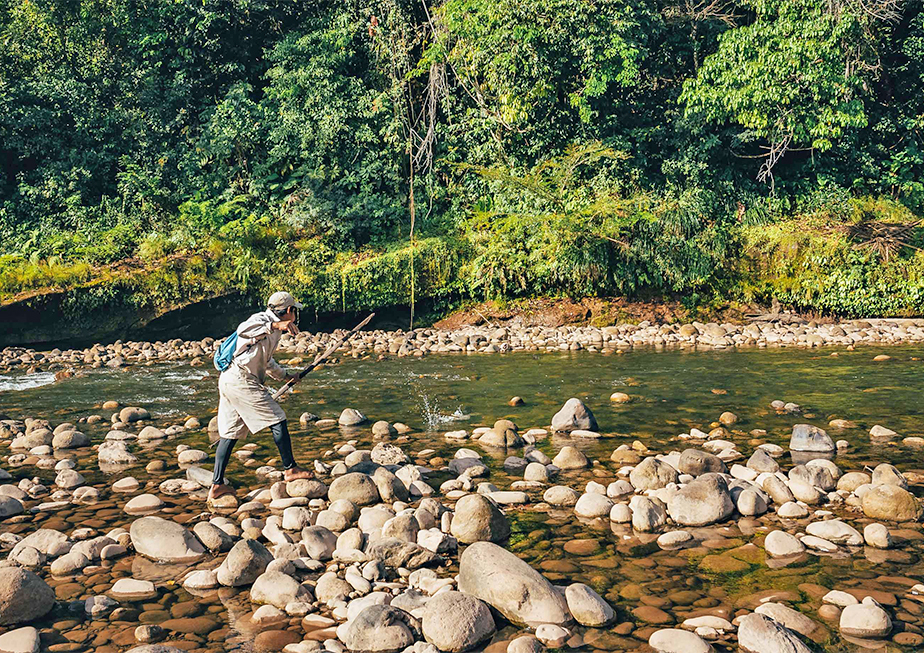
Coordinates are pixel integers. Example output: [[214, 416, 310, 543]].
[[1, 0, 923, 322]]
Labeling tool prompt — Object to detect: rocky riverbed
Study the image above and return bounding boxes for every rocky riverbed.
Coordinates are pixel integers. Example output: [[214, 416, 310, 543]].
[[1, 344, 924, 653], [3, 317, 924, 376]]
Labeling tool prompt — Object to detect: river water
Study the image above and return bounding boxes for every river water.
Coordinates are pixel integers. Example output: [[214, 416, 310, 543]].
[[2, 344, 924, 651]]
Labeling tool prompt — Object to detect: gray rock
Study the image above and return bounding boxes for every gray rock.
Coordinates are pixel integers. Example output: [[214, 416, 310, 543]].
[[762, 475, 795, 505], [286, 478, 328, 498], [315, 572, 353, 603], [130, 517, 206, 563], [871, 463, 907, 489], [368, 538, 442, 570], [789, 424, 834, 452], [574, 493, 614, 519], [737, 613, 812, 653], [551, 398, 598, 432], [648, 629, 713, 653], [0, 568, 55, 625], [52, 430, 89, 449], [0, 496, 24, 518], [301, 525, 338, 561], [192, 522, 235, 553], [839, 602, 892, 638], [543, 486, 579, 507], [629, 495, 667, 532], [422, 591, 495, 652], [754, 602, 823, 640], [342, 605, 420, 653], [457, 542, 572, 627], [372, 467, 409, 503], [630, 457, 679, 491], [667, 474, 734, 526], [382, 514, 420, 543], [98, 440, 139, 466], [250, 571, 312, 608], [737, 489, 768, 516], [339, 408, 367, 426], [805, 520, 862, 546], [551, 446, 588, 470], [864, 523, 892, 549], [764, 530, 805, 557], [450, 494, 510, 543], [216, 539, 274, 587], [507, 635, 544, 653], [119, 407, 150, 423], [0, 627, 41, 653], [125, 647, 187, 653], [837, 471, 871, 492], [789, 465, 834, 491], [678, 449, 727, 476], [565, 583, 614, 626], [862, 485, 921, 522], [371, 442, 410, 466], [328, 472, 380, 506], [747, 449, 779, 473]]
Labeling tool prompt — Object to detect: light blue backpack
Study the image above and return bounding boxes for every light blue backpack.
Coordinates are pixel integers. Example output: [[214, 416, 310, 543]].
[[213, 332, 239, 372]]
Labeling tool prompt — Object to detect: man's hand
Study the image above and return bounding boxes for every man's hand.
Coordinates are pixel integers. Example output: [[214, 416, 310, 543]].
[[285, 372, 301, 385], [273, 320, 299, 335]]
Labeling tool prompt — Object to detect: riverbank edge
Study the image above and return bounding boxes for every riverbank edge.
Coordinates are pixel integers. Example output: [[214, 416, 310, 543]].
[[3, 316, 924, 376]]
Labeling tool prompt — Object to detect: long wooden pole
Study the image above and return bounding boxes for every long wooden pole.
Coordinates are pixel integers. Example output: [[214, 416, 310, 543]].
[[271, 313, 375, 401]]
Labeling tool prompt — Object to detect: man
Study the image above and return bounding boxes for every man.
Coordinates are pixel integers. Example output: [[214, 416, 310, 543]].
[[209, 291, 314, 502]]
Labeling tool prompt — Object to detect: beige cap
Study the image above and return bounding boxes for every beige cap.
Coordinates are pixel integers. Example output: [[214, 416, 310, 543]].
[[267, 291, 304, 311]]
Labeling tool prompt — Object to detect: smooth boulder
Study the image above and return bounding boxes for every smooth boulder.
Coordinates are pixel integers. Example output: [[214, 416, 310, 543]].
[[129, 517, 206, 564], [789, 424, 834, 452], [450, 494, 510, 543], [551, 398, 598, 432], [667, 474, 734, 526], [422, 591, 495, 652], [457, 542, 572, 627], [861, 485, 921, 522], [328, 472, 380, 506], [342, 605, 419, 653], [0, 568, 55, 625]]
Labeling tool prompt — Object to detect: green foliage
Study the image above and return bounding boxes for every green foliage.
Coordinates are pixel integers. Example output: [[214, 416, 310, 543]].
[[2, 0, 924, 320], [682, 0, 870, 156], [431, 0, 650, 126]]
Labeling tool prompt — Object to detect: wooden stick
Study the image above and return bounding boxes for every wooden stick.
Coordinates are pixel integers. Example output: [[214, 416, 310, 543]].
[[272, 313, 375, 401]]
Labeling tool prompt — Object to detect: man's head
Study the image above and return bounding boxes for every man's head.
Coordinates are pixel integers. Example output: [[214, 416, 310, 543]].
[[267, 291, 304, 321]]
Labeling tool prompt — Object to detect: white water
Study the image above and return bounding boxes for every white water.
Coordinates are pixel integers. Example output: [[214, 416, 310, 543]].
[[0, 371, 57, 393]]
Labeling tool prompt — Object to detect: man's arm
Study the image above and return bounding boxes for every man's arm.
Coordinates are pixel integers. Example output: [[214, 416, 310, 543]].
[[267, 357, 289, 382]]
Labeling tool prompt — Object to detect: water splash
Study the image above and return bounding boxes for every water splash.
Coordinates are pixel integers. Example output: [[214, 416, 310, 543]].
[[418, 394, 469, 430], [0, 372, 57, 393]]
